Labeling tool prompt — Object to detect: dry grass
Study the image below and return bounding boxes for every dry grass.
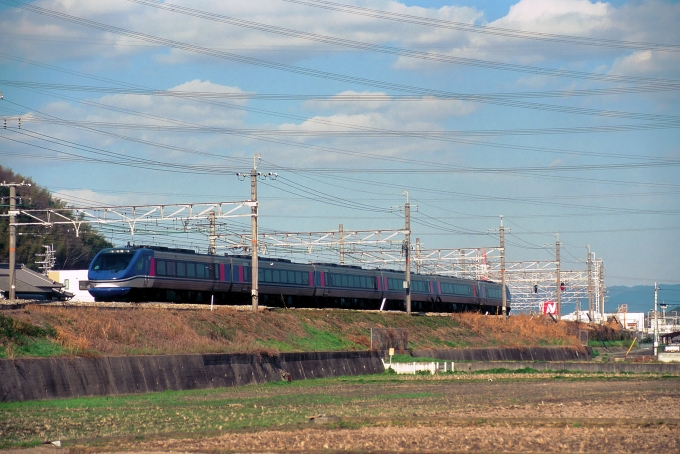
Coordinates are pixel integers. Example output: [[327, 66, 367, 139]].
[[453, 313, 582, 348], [4, 306, 581, 357]]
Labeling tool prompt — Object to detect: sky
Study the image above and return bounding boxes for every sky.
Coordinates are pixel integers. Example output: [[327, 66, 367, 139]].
[[0, 0, 679, 293]]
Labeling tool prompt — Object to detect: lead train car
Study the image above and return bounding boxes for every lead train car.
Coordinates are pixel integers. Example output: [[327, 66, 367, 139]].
[[88, 246, 511, 314]]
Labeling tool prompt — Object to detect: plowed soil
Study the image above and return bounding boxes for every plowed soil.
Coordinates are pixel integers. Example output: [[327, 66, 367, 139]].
[[5, 375, 678, 453]]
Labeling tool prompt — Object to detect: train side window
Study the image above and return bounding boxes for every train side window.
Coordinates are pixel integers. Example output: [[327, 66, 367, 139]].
[[79, 280, 90, 290], [177, 262, 186, 277], [187, 263, 196, 278], [412, 280, 428, 293], [272, 269, 280, 283], [288, 270, 295, 284], [388, 278, 403, 290], [156, 260, 167, 276], [167, 261, 176, 276], [264, 268, 272, 282], [196, 264, 205, 278], [486, 287, 501, 299]]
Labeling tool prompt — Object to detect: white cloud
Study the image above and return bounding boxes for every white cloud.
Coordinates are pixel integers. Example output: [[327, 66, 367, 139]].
[[53, 188, 138, 206], [496, 0, 611, 34], [3, 0, 678, 79]]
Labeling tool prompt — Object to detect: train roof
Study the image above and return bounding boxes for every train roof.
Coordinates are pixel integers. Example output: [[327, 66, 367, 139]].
[[312, 262, 364, 270], [130, 244, 197, 254]]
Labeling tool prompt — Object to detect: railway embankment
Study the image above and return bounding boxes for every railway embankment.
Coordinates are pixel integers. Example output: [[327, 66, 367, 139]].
[[0, 304, 585, 358], [0, 303, 645, 402]]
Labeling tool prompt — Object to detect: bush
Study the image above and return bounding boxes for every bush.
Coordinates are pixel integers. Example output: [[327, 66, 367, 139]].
[[0, 314, 62, 357]]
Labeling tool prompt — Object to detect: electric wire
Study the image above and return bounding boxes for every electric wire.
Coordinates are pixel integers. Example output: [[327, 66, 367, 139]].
[[2, 78, 680, 100], [281, 0, 680, 53], [2, 53, 676, 169], [12, 114, 680, 136], [123, 0, 680, 87], [3, 0, 679, 95]]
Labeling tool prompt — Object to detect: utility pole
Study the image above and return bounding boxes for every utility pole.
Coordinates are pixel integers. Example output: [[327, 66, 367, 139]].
[[598, 261, 605, 318], [1, 182, 31, 301], [415, 238, 421, 274], [403, 191, 411, 314], [208, 211, 216, 255], [339, 224, 344, 265], [236, 155, 277, 312], [250, 155, 260, 312], [556, 234, 561, 320], [587, 245, 594, 322], [500, 216, 506, 317], [654, 282, 659, 357]]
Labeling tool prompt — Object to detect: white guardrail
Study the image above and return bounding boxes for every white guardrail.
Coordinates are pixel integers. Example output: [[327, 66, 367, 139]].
[[382, 359, 454, 374]]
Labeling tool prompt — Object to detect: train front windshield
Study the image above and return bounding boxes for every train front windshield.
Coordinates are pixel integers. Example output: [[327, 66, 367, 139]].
[[91, 251, 136, 272]]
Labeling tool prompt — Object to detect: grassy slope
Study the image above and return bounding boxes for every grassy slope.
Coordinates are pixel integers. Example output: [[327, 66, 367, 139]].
[[0, 305, 590, 358]]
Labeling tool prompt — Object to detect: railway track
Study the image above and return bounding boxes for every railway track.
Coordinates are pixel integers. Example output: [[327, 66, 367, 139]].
[[0, 300, 259, 311]]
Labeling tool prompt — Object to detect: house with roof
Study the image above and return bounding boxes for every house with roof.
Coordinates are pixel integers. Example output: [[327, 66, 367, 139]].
[[0, 264, 73, 301]]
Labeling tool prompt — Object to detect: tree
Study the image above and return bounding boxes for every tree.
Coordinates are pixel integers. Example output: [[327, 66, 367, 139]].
[[0, 166, 112, 270]]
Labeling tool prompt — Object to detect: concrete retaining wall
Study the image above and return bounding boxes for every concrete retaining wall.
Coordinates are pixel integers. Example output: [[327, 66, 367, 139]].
[[4, 346, 676, 403], [0, 351, 384, 403], [458, 360, 680, 374], [411, 346, 590, 362]]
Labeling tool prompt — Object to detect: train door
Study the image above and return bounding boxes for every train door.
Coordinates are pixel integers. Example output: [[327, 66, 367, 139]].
[[143, 255, 152, 287]]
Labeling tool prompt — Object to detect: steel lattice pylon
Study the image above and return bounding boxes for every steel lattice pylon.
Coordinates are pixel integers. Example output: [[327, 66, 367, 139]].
[[7, 201, 605, 315], [213, 227, 604, 314]]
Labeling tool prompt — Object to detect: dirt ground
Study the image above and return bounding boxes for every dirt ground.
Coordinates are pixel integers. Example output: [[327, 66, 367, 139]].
[[5, 375, 679, 453]]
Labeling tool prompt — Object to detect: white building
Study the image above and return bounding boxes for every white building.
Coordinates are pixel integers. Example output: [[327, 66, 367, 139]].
[[561, 311, 645, 332], [48, 270, 94, 302]]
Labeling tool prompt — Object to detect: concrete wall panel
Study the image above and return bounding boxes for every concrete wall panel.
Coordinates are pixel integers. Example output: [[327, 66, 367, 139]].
[[463, 361, 680, 374], [12, 359, 52, 401], [412, 347, 588, 362], [70, 357, 117, 397], [106, 356, 150, 395], [0, 347, 637, 404], [0, 359, 21, 402]]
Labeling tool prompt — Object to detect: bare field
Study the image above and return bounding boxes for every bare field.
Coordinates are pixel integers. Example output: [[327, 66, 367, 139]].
[[3, 374, 679, 453]]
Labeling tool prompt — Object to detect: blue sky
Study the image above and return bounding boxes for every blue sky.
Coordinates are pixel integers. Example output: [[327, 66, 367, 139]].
[[0, 0, 679, 289]]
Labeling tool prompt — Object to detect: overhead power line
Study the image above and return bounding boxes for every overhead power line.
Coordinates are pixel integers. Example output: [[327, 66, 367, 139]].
[[12, 114, 680, 137], [2, 78, 677, 100], [281, 0, 680, 53], [3, 0, 679, 91]]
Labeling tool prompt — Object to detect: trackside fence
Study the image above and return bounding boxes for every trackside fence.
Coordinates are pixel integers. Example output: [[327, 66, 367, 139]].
[[382, 359, 454, 374]]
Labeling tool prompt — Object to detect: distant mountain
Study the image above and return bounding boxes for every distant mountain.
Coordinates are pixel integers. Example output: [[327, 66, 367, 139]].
[[606, 284, 680, 314]]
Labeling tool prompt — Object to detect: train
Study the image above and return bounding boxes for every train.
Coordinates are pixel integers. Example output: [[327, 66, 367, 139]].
[[87, 245, 511, 313]]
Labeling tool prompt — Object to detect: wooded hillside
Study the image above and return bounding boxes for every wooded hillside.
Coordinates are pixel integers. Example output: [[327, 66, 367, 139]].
[[0, 166, 112, 270]]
